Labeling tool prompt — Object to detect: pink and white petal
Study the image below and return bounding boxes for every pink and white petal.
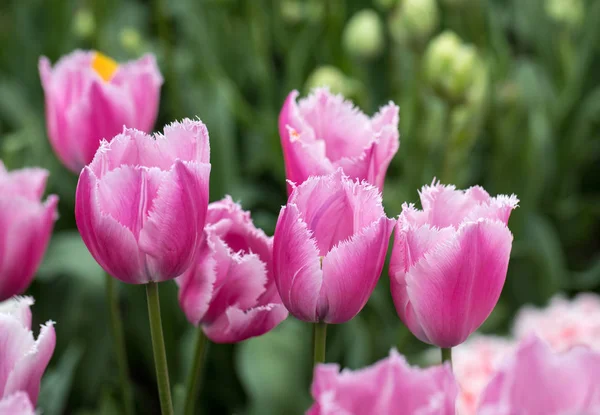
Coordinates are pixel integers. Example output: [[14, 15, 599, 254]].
[[369, 103, 400, 190], [418, 182, 487, 229], [0, 316, 35, 395], [160, 119, 211, 165], [407, 220, 513, 347], [465, 194, 519, 225], [0, 297, 34, 329], [139, 160, 210, 282], [203, 303, 288, 343], [0, 168, 49, 201], [75, 169, 146, 283], [4, 322, 55, 405], [273, 205, 322, 322], [320, 216, 395, 323], [0, 392, 35, 415]]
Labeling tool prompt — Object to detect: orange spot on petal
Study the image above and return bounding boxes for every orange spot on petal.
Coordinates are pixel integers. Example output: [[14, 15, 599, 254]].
[[91, 51, 119, 82]]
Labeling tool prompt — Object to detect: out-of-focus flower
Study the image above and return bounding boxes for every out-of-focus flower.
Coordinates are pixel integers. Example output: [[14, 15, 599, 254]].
[[375, 0, 399, 11], [177, 197, 288, 343], [72, 9, 95, 39], [39, 50, 163, 172], [342, 10, 385, 59], [0, 162, 58, 301], [478, 336, 600, 414], [390, 181, 518, 348], [389, 0, 439, 45], [423, 32, 484, 103], [279, 88, 399, 192], [307, 349, 457, 414], [0, 297, 55, 407], [0, 392, 35, 415], [545, 0, 584, 28], [120, 28, 143, 54], [75, 119, 211, 284], [280, 0, 324, 24], [513, 293, 600, 352], [273, 170, 395, 323], [304, 66, 360, 98]]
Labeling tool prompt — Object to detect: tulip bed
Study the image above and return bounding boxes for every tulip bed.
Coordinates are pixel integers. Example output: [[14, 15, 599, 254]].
[[1, 0, 599, 414]]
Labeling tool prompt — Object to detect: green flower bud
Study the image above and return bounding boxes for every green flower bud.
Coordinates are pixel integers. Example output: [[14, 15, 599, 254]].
[[72, 9, 96, 40], [343, 10, 385, 60], [375, 0, 400, 11], [389, 0, 439, 45], [305, 66, 360, 97], [545, 0, 583, 28], [120, 28, 143, 54]]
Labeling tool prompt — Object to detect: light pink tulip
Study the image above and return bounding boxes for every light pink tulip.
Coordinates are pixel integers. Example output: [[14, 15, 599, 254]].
[[75, 119, 211, 284], [273, 170, 395, 323], [39, 50, 163, 172], [177, 197, 288, 343], [390, 181, 518, 348], [307, 349, 457, 415], [278, 88, 399, 193], [478, 336, 600, 414], [0, 392, 35, 415], [0, 162, 58, 301], [0, 297, 55, 407]]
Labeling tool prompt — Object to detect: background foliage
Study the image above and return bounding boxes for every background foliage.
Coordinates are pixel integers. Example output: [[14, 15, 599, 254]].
[[1, 0, 599, 414]]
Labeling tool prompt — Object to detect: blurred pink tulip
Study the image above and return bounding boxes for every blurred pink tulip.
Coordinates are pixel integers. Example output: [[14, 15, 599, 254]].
[[0, 392, 35, 415], [307, 349, 457, 415], [278, 88, 399, 193], [0, 297, 55, 407], [478, 335, 600, 414], [39, 50, 163, 172], [273, 170, 395, 323], [75, 119, 211, 284], [0, 162, 58, 301], [177, 197, 288, 343], [390, 181, 518, 348]]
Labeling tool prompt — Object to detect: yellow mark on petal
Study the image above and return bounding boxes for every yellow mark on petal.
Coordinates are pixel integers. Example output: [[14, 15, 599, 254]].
[[91, 51, 119, 82], [289, 128, 301, 143]]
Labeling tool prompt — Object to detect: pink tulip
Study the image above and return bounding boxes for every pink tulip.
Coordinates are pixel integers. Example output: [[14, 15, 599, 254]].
[[478, 335, 600, 414], [39, 50, 163, 172], [0, 162, 58, 301], [278, 88, 399, 192], [75, 119, 211, 284], [307, 349, 457, 415], [0, 297, 56, 406], [273, 170, 395, 323], [389, 181, 518, 348], [0, 392, 35, 415], [177, 196, 288, 343]]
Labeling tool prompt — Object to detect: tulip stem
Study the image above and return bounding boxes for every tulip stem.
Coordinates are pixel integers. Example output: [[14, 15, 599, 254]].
[[105, 273, 135, 415], [183, 328, 209, 415], [313, 322, 327, 366], [146, 282, 174, 415], [441, 347, 453, 369]]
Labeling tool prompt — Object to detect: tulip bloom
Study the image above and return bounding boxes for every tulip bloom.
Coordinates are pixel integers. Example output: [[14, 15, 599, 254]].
[[0, 392, 35, 415], [273, 170, 395, 323], [307, 349, 457, 415], [278, 88, 399, 192], [390, 182, 518, 348], [39, 50, 163, 172], [0, 162, 58, 301], [478, 336, 600, 414], [75, 119, 211, 284], [0, 297, 56, 406], [177, 197, 288, 343]]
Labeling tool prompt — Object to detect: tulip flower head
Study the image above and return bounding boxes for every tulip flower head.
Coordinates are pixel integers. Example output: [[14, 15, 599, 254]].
[[0, 297, 55, 407], [390, 181, 518, 348], [177, 197, 288, 343], [273, 170, 395, 323], [0, 162, 58, 301], [307, 349, 458, 415], [39, 50, 163, 172], [278, 88, 399, 192], [478, 336, 600, 414], [75, 119, 211, 284]]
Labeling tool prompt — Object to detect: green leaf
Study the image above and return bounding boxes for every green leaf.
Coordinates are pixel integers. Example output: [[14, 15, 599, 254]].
[[38, 343, 84, 415]]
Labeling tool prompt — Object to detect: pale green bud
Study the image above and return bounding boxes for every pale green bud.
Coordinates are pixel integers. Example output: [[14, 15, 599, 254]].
[[389, 0, 439, 45], [72, 9, 96, 39], [545, 0, 584, 28], [120, 28, 143, 54], [305, 66, 359, 97], [343, 10, 385, 60]]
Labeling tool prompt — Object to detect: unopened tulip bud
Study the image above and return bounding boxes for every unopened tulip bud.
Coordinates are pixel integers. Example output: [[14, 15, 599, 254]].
[[389, 0, 439, 45], [343, 10, 385, 60], [305, 66, 358, 97], [72, 9, 95, 39], [120, 28, 143, 54], [545, 0, 583, 28]]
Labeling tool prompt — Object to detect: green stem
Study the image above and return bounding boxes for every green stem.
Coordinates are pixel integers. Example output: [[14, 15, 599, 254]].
[[146, 282, 174, 415], [184, 328, 209, 415], [105, 274, 134, 415], [441, 347, 453, 369], [313, 322, 327, 366]]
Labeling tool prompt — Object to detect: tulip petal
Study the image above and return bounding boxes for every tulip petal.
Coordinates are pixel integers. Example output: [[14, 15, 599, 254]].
[[0, 316, 35, 396], [139, 160, 210, 281], [0, 297, 34, 330], [0, 167, 49, 201], [4, 321, 56, 405], [0, 392, 35, 415], [406, 220, 513, 347], [320, 216, 394, 323], [273, 204, 322, 322]]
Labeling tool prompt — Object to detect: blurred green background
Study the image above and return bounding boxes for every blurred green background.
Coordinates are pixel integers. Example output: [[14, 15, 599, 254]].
[[1, 0, 600, 413]]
